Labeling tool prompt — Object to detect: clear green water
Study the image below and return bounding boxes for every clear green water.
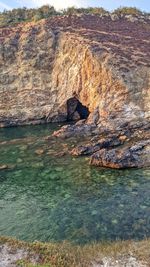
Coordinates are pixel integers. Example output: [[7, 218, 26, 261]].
[[0, 124, 150, 244]]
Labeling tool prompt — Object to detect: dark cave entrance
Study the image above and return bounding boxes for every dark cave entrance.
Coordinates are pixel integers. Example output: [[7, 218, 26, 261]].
[[67, 97, 90, 121]]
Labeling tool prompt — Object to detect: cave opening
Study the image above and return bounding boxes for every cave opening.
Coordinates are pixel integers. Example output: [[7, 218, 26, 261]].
[[67, 97, 90, 122]]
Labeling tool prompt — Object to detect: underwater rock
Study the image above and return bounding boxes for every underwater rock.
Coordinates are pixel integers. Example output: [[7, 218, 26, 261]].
[[16, 158, 23, 163], [54, 151, 67, 157], [31, 162, 44, 168], [0, 165, 8, 170], [35, 149, 45, 155], [19, 145, 28, 151]]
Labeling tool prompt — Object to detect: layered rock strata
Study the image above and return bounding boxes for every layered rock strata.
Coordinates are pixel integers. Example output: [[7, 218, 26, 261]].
[[0, 14, 150, 168]]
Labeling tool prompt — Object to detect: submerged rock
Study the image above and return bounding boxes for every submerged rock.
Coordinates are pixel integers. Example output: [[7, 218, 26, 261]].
[[16, 158, 23, 163], [0, 165, 8, 170], [35, 149, 45, 155]]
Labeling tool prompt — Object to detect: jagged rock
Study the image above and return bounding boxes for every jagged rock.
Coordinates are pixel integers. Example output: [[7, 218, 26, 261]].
[[75, 119, 86, 126], [110, 14, 119, 21], [0, 15, 149, 130], [71, 136, 123, 156], [90, 140, 150, 169], [0, 15, 149, 168], [52, 123, 97, 138]]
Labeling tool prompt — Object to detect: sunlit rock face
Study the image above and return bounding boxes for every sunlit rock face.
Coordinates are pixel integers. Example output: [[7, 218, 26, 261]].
[[0, 15, 149, 168], [0, 15, 149, 129]]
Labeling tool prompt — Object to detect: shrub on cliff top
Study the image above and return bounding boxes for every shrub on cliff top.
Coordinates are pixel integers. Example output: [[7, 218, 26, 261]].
[[113, 7, 143, 16], [0, 5, 58, 26], [63, 6, 107, 15], [0, 5, 147, 27]]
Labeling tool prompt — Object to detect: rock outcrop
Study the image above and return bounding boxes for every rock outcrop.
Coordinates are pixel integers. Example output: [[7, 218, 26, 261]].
[[0, 14, 150, 168], [90, 140, 150, 169]]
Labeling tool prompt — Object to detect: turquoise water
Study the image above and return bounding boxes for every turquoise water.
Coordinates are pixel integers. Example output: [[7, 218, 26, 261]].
[[0, 124, 150, 244]]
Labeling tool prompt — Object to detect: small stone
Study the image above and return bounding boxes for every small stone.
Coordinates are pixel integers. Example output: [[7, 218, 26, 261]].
[[31, 162, 44, 168], [112, 219, 118, 224], [55, 167, 63, 172], [17, 158, 23, 163], [91, 210, 98, 215], [0, 164, 8, 170], [54, 151, 67, 157], [119, 135, 127, 141], [35, 149, 45, 155], [19, 145, 28, 151], [47, 149, 55, 155]]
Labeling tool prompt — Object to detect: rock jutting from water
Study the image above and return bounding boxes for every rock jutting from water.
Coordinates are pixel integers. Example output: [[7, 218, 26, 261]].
[[0, 14, 150, 169]]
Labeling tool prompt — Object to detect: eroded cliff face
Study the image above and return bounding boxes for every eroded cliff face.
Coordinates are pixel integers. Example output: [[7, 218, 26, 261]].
[[0, 15, 150, 128], [0, 15, 150, 168]]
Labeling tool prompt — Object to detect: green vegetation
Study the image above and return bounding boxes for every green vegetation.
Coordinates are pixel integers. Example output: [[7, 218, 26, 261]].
[[0, 5, 58, 27], [113, 6, 144, 16], [0, 236, 150, 267], [62, 6, 107, 15], [18, 263, 51, 267], [0, 5, 148, 27]]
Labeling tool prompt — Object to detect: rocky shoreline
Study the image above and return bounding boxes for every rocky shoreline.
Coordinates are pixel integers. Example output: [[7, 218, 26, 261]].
[[52, 120, 150, 169], [0, 14, 149, 169]]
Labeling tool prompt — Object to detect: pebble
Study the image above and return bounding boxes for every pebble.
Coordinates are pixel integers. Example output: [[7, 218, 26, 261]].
[[0, 165, 8, 170]]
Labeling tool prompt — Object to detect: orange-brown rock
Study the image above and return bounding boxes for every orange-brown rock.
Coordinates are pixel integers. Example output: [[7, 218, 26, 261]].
[[0, 14, 149, 168], [0, 14, 149, 129]]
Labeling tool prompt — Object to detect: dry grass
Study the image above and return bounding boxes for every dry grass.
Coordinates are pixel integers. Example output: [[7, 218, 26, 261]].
[[0, 236, 150, 266]]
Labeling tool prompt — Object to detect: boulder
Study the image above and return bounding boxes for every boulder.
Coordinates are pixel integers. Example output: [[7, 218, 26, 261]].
[[90, 140, 150, 169]]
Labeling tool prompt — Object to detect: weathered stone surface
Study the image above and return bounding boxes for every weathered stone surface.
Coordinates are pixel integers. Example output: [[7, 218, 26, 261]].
[[69, 124, 150, 168], [90, 140, 150, 169], [53, 123, 97, 138], [71, 136, 122, 156], [0, 15, 149, 129], [0, 15, 149, 168]]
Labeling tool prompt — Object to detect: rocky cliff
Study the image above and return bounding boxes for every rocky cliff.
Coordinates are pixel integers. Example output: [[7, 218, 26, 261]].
[[0, 14, 150, 168]]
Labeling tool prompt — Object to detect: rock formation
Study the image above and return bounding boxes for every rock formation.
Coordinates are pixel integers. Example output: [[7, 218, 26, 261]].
[[0, 14, 150, 168]]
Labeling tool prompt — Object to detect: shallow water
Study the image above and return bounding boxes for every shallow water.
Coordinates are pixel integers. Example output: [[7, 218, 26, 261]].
[[0, 124, 150, 244]]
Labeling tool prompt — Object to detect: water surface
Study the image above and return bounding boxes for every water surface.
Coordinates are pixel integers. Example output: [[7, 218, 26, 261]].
[[0, 124, 150, 244]]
